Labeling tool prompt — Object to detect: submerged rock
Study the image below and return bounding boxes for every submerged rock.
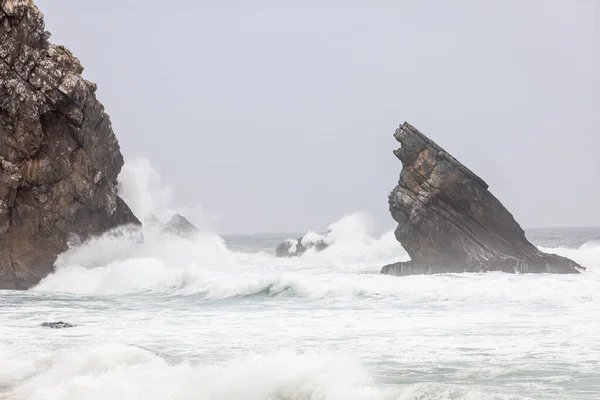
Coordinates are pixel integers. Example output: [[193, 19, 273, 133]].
[[381, 122, 584, 276], [41, 321, 76, 329], [0, 1, 139, 289], [275, 234, 328, 257]]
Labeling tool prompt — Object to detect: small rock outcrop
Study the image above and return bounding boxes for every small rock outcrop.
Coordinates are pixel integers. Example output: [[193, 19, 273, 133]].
[[41, 321, 75, 329], [276, 234, 328, 257], [0, 0, 139, 289], [143, 213, 201, 239], [382, 122, 584, 276], [162, 214, 201, 238]]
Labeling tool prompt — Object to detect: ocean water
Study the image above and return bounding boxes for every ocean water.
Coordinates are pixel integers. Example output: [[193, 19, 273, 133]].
[[0, 212, 599, 400]]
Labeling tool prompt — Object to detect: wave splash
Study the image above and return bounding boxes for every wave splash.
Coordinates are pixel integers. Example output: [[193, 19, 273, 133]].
[[31, 159, 600, 301], [31, 159, 405, 296], [32, 212, 406, 297]]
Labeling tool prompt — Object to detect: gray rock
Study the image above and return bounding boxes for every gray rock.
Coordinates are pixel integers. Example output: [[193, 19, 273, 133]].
[[381, 122, 585, 276], [276, 235, 328, 257], [143, 213, 201, 238], [162, 214, 201, 238], [0, 0, 139, 289], [41, 321, 75, 329]]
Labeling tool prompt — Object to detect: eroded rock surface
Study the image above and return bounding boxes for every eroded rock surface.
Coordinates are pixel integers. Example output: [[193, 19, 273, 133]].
[[381, 122, 584, 276], [0, 0, 139, 289]]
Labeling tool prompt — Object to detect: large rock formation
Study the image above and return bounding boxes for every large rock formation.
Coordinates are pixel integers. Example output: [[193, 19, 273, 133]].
[[381, 122, 584, 276], [0, 0, 139, 289]]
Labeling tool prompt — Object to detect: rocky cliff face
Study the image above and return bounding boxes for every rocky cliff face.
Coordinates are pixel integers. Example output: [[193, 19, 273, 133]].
[[381, 122, 584, 276], [0, 0, 139, 289]]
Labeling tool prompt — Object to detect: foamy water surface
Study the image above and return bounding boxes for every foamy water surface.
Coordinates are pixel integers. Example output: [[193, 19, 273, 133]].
[[1, 213, 599, 400]]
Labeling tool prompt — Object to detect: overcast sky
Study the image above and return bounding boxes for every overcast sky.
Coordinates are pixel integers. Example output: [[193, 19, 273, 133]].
[[37, 0, 598, 234]]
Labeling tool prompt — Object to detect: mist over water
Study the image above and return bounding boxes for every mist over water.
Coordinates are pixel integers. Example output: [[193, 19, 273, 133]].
[[1, 160, 599, 399]]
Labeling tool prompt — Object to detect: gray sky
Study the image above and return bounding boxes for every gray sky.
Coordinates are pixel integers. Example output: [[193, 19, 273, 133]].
[[38, 0, 598, 234]]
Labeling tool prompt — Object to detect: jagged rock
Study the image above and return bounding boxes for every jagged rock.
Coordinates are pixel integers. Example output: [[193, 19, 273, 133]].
[[381, 122, 584, 276], [41, 321, 75, 329], [276, 234, 328, 257], [0, 0, 139, 289]]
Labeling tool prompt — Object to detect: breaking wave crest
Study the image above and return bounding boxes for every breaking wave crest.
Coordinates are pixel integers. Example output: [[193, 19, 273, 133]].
[[2, 344, 530, 400]]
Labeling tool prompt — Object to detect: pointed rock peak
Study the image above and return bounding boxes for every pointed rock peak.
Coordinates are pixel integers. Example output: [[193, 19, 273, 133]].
[[162, 214, 201, 237], [382, 122, 584, 276]]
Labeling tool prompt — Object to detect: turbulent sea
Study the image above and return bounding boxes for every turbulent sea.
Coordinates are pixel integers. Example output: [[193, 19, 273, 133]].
[[1, 214, 599, 400]]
